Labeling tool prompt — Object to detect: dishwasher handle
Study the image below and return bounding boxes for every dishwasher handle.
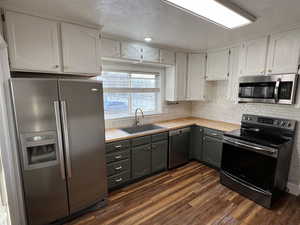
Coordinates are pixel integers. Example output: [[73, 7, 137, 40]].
[[169, 127, 191, 136]]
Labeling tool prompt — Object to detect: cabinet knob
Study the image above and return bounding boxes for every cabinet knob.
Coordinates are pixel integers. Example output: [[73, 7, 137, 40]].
[[268, 69, 272, 73], [54, 65, 59, 68]]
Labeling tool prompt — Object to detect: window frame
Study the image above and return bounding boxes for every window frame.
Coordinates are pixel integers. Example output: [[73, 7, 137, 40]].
[[99, 67, 162, 120]]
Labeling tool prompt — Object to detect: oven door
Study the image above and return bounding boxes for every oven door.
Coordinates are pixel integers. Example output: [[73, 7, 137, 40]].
[[221, 136, 278, 191]]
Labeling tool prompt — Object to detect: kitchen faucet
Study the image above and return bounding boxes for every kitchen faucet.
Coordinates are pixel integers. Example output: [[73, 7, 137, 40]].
[[134, 108, 144, 126]]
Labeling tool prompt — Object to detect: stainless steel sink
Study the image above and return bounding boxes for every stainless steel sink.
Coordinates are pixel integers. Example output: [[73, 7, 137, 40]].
[[121, 124, 164, 134]]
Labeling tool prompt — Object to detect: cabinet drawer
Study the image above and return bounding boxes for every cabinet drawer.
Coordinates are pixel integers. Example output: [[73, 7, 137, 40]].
[[106, 140, 130, 153], [106, 149, 130, 163], [204, 128, 223, 139], [107, 159, 130, 176], [108, 171, 131, 189], [152, 132, 168, 142], [131, 136, 151, 147]]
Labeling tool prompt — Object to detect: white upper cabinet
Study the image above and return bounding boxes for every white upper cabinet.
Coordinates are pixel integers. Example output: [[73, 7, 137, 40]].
[[121, 42, 159, 62], [141, 45, 159, 63], [160, 49, 175, 65], [121, 42, 142, 61], [186, 53, 206, 101], [175, 52, 188, 101], [266, 29, 300, 74], [61, 23, 101, 75], [101, 38, 121, 58], [5, 11, 61, 72], [240, 36, 269, 76], [206, 48, 229, 81], [165, 52, 188, 101], [227, 46, 241, 102]]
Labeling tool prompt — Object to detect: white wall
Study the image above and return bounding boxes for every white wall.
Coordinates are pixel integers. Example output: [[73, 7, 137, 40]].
[[192, 81, 300, 195]]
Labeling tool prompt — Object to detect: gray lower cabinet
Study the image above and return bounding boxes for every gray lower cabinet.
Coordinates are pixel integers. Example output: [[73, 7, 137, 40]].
[[202, 128, 223, 168], [132, 144, 152, 179], [189, 126, 204, 161], [151, 140, 168, 173], [105, 140, 131, 189]]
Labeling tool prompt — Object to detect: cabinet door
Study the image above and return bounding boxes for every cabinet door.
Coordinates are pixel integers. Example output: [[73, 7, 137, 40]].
[[227, 46, 241, 102], [101, 38, 121, 58], [175, 52, 188, 101], [189, 126, 203, 161], [203, 136, 223, 168], [187, 53, 206, 100], [142, 45, 159, 62], [61, 23, 101, 75], [160, 49, 175, 65], [151, 140, 168, 173], [5, 11, 60, 72], [132, 144, 151, 179], [240, 36, 269, 76], [266, 29, 300, 74], [206, 48, 229, 81], [121, 42, 142, 61]]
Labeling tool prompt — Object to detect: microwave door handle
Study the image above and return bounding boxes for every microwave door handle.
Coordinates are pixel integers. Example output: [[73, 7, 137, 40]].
[[274, 78, 281, 103], [54, 101, 66, 180], [61, 100, 72, 179]]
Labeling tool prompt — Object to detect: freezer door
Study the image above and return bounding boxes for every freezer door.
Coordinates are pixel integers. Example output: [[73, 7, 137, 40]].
[[10, 78, 69, 225], [59, 79, 107, 214]]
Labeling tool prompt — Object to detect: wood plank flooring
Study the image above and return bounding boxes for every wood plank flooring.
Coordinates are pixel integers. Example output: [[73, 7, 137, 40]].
[[66, 162, 300, 225]]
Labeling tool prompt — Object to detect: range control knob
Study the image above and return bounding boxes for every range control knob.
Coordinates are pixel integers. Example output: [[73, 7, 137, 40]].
[[287, 122, 291, 127]]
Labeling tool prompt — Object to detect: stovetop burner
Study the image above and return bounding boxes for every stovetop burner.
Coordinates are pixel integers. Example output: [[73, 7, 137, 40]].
[[224, 114, 296, 148], [224, 129, 290, 148]]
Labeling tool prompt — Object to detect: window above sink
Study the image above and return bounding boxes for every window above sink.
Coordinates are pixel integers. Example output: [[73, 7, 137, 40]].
[[96, 69, 162, 119]]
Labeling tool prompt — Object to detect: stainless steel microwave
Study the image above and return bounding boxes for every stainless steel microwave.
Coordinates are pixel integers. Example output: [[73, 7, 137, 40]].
[[238, 74, 299, 104]]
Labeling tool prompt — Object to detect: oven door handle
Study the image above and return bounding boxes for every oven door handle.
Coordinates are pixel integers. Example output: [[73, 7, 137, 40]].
[[223, 137, 278, 157], [274, 78, 281, 103]]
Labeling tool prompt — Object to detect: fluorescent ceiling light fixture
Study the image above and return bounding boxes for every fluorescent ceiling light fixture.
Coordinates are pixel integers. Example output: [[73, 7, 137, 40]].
[[144, 37, 152, 42], [162, 0, 256, 29]]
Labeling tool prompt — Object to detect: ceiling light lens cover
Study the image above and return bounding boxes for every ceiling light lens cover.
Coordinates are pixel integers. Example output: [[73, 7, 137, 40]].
[[163, 0, 254, 29]]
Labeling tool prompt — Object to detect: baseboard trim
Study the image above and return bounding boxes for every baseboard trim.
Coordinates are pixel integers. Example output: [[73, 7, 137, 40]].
[[287, 182, 300, 196]]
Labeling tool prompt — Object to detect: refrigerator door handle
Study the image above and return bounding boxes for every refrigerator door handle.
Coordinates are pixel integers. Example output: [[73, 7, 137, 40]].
[[54, 101, 66, 180], [61, 100, 72, 179]]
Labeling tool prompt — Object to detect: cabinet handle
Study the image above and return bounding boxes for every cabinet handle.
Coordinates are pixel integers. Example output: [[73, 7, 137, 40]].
[[268, 69, 272, 73], [115, 145, 122, 149], [115, 178, 123, 182], [115, 166, 123, 170], [115, 155, 122, 159], [54, 65, 59, 68], [147, 146, 151, 150]]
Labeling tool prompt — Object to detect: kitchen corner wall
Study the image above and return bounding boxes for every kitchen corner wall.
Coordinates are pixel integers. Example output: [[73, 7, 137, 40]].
[[105, 101, 192, 129], [192, 81, 300, 194]]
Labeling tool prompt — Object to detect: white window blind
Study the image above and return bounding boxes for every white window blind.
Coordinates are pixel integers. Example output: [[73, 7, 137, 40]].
[[98, 71, 160, 119]]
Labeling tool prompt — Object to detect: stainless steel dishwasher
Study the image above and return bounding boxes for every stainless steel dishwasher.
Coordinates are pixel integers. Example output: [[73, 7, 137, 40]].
[[168, 127, 191, 169]]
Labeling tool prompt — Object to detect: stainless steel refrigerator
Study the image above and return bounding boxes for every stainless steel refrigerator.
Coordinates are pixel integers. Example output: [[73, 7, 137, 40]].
[[10, 78, 107, 225]]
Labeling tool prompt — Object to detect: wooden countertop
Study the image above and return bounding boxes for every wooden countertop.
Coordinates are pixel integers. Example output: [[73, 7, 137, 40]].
[[105, 117, 240, 143]]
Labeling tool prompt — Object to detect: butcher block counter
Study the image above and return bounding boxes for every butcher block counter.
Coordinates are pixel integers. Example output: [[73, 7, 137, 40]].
[[105, 117, 240, 143]]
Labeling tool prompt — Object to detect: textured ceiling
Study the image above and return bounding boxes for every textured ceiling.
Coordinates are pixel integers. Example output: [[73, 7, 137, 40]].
[[1, 0, 300, 50]]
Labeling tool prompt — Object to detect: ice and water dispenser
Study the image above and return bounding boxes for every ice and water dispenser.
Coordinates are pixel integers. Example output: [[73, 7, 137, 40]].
[[20, 131, 59, 170]]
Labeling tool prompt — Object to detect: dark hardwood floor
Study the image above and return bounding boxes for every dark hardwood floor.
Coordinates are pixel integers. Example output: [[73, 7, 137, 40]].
[[66, 162, 300, 225]]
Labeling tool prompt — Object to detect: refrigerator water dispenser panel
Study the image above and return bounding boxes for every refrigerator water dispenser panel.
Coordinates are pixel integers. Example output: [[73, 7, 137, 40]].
[[21, 131, 59, 170]]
